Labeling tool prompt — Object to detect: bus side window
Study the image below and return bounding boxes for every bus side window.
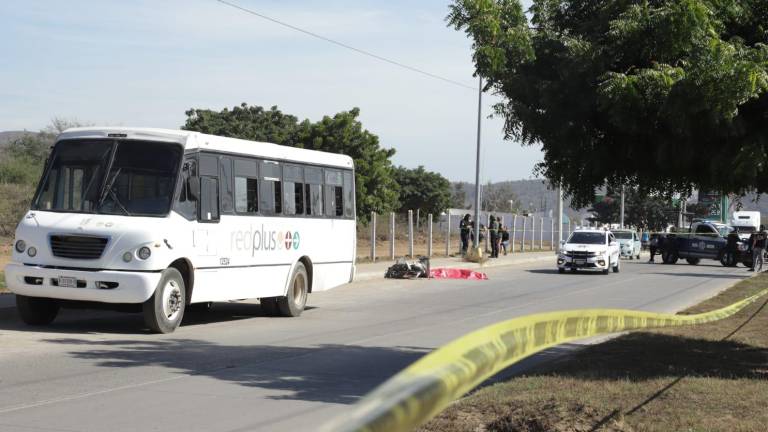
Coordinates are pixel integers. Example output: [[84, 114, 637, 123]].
[[304, 166, 323, 216], [343, 171, 354, 218], [200, 176, 220, 222], [324, 169, 343, 217], [219, 156, 234, 214], [234, 158, 258, 215], [174, 159, 197, 220], [260, 161, 282, 215], [283, 164, 304, 216]]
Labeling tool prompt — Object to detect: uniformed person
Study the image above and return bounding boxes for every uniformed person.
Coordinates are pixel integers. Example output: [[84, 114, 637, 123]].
[[459, 214, 472, 256], [489, 215, 500, 258]]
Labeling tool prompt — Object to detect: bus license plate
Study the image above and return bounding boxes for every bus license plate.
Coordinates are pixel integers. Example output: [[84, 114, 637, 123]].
[[58, 276, 77, 288], [574, 259, 586, 265]]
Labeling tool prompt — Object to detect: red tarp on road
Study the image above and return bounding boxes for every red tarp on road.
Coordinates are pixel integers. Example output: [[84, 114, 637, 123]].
[[429, 267, 488, 280]]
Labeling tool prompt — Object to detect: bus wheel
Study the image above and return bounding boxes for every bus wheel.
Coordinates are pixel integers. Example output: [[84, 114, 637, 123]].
[[16, 295, 60, 325], [278, 262, 308, 317], [143, 268, 186, 334]]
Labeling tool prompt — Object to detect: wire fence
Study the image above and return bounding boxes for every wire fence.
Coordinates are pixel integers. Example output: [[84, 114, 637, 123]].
[[356, 208, 577, 261]]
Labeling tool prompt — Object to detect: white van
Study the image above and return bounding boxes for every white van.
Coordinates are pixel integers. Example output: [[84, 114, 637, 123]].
[[5, 128, 356, 333], [730, 211, 761, 239]]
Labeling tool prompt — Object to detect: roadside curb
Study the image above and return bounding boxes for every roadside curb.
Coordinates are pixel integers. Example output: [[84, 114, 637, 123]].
[[353, 252, 555, 282]]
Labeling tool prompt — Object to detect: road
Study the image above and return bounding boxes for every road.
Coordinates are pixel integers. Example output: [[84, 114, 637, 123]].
[[0, 257, 751, 432]]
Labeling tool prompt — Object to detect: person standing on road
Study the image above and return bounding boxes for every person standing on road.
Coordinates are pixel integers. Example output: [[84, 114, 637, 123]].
[[489, 215, 500, 258], [750, 225, 767, 272], [500, 225, 510, 255], [459, 214, 472, 256], [648, 233, 659, 263]]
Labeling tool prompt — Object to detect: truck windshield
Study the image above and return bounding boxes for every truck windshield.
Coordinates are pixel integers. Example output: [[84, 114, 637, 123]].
[[32, 139, 182, 216], [613, 232, 633, 239], [567, 232, 605, 245]]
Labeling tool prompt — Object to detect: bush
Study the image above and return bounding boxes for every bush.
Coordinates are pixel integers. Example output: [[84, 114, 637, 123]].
[[0, 183, 34, 236]]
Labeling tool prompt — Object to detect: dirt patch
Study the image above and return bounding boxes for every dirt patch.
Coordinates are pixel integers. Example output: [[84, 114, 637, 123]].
[[486, 400, 632, 432]]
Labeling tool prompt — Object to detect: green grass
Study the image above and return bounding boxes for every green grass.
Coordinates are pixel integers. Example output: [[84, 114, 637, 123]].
[[0, 270, 7, 293], [420, 274, 768, 432]]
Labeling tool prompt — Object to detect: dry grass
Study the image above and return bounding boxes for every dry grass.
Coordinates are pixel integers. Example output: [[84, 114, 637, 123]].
[[0, 236, 11, 293], [420, 274, 768, 432]]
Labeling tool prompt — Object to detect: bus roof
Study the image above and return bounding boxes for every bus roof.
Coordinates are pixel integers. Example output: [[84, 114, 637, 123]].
[[57, 127, 355, 169]]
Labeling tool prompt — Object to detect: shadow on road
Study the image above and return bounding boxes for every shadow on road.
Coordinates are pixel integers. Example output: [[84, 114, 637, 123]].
[[0, 301, 319, 335], [647, 272, 747, 279], [38, 337, 429, 404]]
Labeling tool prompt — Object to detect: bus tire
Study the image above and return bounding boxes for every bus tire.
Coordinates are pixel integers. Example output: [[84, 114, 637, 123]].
[[143, 268, 186, 334], [16, 295, 60, 326], [278, 262, 308, 317], [260, 298, 279, 316]]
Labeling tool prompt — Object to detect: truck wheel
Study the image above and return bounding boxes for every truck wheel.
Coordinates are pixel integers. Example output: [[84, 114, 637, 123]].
[[686, 258, 700, 265], [143, 268, 186, 334], [719, 253, 736, 267], [16, 295, 60, 326], [558, 268, 565, 274], [661, 250, 678, 264], [603, 258, 610, 275], [613, 259, 620, 273], [277, 262, 308, 317]]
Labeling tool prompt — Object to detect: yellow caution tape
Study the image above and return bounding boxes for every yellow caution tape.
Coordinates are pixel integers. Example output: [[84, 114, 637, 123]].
[[323, 286, 768, 432]]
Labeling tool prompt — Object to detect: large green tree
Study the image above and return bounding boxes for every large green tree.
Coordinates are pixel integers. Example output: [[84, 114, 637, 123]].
[[392, 166, 452, 216], [448, 0, 768, 207], [183, 104, 400, 221]]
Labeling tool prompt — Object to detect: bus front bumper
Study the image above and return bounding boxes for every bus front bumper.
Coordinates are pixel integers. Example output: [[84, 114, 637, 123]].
[[4, 263, 161, 304]]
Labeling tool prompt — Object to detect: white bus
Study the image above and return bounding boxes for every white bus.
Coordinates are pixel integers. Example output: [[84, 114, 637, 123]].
[[4, 128, 356, 333]]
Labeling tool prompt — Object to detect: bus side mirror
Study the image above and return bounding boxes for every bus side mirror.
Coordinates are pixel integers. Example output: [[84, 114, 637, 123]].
[[187, 177, 200, 200]]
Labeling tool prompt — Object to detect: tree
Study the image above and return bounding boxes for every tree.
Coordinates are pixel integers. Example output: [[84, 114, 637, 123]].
[[183, 104, 400, 221], [448, 0, 768, 207], [392, 166, 452, 216], [481, 181, 521, 212], [588, 188, 677, 230], [451, 182, 468, 208]]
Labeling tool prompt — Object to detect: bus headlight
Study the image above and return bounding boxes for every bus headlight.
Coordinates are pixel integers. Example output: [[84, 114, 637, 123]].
[[138, 247, 152, 260], [27, 247, 37, 257], [15, 240, 26, 253]]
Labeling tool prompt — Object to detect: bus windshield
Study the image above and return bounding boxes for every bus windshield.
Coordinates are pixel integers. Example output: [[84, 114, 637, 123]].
[[32, 139, 182, 216]]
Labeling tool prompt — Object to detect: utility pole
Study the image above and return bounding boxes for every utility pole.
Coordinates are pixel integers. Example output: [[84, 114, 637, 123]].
[[620, 185, 625, 229], [557, 185, 563, 246], [473, 76, 483, 248]]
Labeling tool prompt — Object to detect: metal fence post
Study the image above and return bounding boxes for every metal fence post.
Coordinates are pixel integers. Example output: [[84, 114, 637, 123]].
[[370, 212, 376, 262], [550, 217, 554, 251], [521, 217, 527, 252], [539, 217, 544, 250], [427, 214, 433, 257], [530, 217, 536, 251], [389, 212, 395, 260], [408, 210, 414, 257], [445, 213, 451, 256], [511, 214, 517, 253]]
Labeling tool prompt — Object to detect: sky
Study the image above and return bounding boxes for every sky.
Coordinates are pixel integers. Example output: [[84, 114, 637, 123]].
[[0, 0, 540, 183]]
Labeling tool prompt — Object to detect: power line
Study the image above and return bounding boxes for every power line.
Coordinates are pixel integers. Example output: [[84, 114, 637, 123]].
[[213, 0, 476, 90]]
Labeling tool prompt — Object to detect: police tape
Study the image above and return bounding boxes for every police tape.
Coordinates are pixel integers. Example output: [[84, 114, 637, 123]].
[[322, 286, 768, 432]]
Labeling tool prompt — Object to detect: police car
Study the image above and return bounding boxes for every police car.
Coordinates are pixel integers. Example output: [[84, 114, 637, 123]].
[[557, 228, 621, 274]]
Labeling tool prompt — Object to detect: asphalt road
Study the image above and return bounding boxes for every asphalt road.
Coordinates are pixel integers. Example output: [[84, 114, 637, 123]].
[[0, 256, 752, 432]]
